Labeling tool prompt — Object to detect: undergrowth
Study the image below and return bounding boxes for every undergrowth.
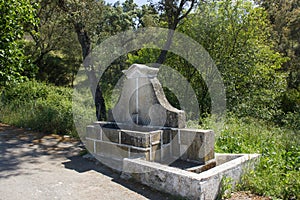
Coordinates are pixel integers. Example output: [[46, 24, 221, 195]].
[[199, 115, 300, 199], [0, 80, 93, 137]]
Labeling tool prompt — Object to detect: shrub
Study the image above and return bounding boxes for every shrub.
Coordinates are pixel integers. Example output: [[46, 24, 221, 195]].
[[0, 80, 79, 136], [199, 114, 300, 199]]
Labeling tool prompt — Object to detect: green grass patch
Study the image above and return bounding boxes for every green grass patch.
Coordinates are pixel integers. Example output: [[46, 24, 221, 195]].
[[199, 115, 300, 199], [0, 80, 93, 137]]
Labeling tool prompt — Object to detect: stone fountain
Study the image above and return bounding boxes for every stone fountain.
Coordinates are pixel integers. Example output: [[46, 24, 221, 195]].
[[85, 64, 259, 199]]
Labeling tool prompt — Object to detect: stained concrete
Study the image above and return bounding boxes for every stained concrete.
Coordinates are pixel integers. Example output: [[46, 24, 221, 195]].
[[110, 64, 186, 128], [121, 153, 260, 200]]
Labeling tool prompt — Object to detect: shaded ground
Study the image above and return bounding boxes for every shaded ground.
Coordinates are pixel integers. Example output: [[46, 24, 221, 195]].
[[0, 123, 271, 200], [0, 123, 172, 200]]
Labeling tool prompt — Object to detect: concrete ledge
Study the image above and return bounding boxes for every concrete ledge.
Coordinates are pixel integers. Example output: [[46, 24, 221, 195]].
[[121, 153, 260, 200]]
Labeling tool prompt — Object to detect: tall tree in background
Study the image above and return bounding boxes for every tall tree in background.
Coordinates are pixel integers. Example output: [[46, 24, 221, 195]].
[[57, 0, 107, 120], [255, 0, 300, 113], [56, 0, 142, 120], [96, 0, 145, 109], [128, 0, 289, 121], [26, 0, 81, 86], [155, 0, 197, 65], [189, 0, 288, 120], [0, 0, 38, 87]]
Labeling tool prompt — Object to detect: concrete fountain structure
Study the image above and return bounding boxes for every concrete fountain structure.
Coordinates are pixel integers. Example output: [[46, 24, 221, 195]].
[[85, 64, 260, 199]]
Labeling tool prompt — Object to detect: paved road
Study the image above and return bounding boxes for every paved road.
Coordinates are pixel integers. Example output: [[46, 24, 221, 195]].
[[0, 124, 172, 200]]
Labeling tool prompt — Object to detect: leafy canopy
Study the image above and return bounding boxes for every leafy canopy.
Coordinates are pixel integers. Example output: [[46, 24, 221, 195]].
[[0, 0, 38, 87]]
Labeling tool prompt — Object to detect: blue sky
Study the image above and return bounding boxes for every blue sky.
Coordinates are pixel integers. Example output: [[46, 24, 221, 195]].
[[105, 0, 151, 6]]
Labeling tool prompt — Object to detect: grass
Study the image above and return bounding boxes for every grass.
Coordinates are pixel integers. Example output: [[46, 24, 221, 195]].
[[0, 80, 94, 137], [199, 115, 300, 199]]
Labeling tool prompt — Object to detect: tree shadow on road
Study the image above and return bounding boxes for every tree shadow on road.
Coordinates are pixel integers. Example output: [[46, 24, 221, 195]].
[[0, 123, 174, 199], [63, 155, 174, 200], [0, 123, 81, 178]]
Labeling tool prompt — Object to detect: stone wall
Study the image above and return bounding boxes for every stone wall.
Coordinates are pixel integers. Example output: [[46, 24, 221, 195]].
[[86, 122, 215, 165]]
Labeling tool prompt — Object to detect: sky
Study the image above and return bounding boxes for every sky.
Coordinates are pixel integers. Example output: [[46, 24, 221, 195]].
[[105, 0, 151, 6]]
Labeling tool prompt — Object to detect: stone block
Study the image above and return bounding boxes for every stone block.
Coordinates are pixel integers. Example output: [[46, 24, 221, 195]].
[[150, 131, 161, 144], [130, 148, 150, 160], [84, 139, 95, 153], [164, 110, 186, 128], [152, 144, 161, 162], [86, 125, 101, 140], [162, 129, 177, 144], [121, 130, 150, 148], [170, 134, 181, 158], [102, 128, 119, 143], [122, 154, 260, 200], [95, 141, 129, 159], [161, 144, 172, 161], [179, 129, 214, 164]]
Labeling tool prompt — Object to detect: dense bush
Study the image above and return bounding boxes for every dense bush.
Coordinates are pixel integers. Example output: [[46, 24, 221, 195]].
[[0, 80, 77, 136], [199, 115, 300, 199], [0, 0, 38, 87]]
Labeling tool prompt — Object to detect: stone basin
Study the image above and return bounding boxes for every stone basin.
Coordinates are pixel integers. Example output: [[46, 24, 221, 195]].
[[121, 153, 260, 200]]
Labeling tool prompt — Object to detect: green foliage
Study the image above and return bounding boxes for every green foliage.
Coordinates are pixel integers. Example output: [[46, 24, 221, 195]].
[[216, 176, 233, 200], [99, 0, 138, 36], [0, 81, 77, 136], [241, 143, 300, 199], [282, 111, 300, 132], [24, 0, 82, 86], [281, 87, 300, 115], [0, 0, 38, 87], [187, 0, 288, 120], [255, 0, 300, 89], [127, 0, 288, 122], [200, 115, 300, 199], [36, 52, 80, 86]]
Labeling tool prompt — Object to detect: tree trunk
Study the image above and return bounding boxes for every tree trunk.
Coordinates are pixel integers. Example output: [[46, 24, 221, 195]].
[[74, 23, 106, 121], [155, 28, 175, 66], [155, 0, 196, 66]]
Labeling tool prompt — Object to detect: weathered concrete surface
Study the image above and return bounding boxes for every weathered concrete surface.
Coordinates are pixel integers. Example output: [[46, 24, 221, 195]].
[[86, 123, 215, 167], [0, 124, 172, 200], [122, 153, 260, 200], [179, 129, 215, 164], [111, 64, 186, 128]]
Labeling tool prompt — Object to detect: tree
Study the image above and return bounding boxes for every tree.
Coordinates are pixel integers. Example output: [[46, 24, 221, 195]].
[[154, 0, 197, 65], [0, 0, 38, 87], [96, 0, 147, 110], [56, 0, 142, 120], [254, 0, 300, 114], [188, 0, 288, 120], [258, 0, 300, 85], [25, 0, 81, 86], [136, 4, 159, 27], [57, 0, 107, 120], [128, 0, 289, 121]]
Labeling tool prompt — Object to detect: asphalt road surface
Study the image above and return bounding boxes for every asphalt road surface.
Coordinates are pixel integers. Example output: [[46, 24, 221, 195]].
[[0, 123, 172, 200]]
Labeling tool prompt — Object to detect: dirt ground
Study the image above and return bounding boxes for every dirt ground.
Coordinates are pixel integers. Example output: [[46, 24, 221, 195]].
[[0, 123, 270, 200], [227, 191, 272, 200]]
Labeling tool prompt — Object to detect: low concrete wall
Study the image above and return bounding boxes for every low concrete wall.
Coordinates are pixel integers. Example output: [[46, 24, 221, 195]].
[[86, 123, 215, 165], [121, 153, 260, 200]]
